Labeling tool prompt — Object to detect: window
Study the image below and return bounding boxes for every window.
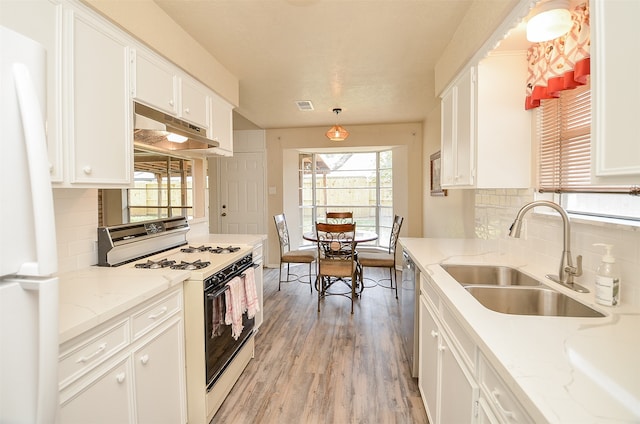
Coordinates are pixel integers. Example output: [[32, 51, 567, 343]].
[[537, 81, 640, 221], [127, 151, 193, 222], [299, 151, 393, 247]]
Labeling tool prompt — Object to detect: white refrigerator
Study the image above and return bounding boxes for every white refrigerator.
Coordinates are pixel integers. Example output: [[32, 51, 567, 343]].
[[0, 25, 60, 424]]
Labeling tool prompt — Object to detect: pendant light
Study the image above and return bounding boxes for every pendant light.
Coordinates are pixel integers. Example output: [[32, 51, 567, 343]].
[[325, 108, 349, 141], [526, 0, 573, 42]]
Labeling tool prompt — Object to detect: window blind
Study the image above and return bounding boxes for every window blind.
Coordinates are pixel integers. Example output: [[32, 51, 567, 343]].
[[537, 82, 638, 194]]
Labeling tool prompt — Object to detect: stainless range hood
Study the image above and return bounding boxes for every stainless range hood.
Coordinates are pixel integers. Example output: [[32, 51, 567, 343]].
[[134, 102, 219, 151]]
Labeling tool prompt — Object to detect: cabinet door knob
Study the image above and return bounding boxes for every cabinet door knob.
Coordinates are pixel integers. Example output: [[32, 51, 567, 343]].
[[438, 344, 446, 352], [140, 354, 149, 365], [184, 107, 190, 114], [83, 166, 92, 175], [116, 372, 126, 384], [168, 100, 174, 107], [430, 330, 438, 338]]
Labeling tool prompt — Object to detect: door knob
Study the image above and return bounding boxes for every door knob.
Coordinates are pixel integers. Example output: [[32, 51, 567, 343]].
[[221, 212, 227, 217]]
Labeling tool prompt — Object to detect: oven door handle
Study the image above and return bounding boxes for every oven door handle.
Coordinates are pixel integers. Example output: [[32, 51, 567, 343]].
[[207, 284, 230, 299]]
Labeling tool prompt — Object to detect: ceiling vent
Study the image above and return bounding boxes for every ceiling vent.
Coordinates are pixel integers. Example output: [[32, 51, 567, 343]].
[[295, 100, 314, 111]]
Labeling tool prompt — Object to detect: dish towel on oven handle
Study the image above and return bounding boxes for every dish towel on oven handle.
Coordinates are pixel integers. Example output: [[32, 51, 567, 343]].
[[242, 267, 260, 319], [225, 276, 245, 339]]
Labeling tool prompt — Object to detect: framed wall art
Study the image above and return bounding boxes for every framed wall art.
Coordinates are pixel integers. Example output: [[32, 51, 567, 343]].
[[430, 151, 447, 196]]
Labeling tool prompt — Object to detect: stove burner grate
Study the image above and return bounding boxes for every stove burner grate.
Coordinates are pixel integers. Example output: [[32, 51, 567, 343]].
[[210, 246, 241, 254], [170, 259, 211, 270], [180, 245, 211, 253], [135, 259, 176, 269]]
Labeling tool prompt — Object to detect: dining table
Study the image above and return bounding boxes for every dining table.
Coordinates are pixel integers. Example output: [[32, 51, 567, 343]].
[[302, 230, 379, 245]]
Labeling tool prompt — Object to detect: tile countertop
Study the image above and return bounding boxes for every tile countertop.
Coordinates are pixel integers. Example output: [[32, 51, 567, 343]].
[[399, 238, 640, 424]]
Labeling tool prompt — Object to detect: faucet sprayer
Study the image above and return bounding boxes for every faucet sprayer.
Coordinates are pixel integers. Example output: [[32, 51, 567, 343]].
[[509, 200, 588, 293]]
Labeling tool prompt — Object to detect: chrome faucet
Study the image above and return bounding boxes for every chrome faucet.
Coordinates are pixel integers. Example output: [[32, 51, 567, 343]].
[[509, 200, 588, 293]]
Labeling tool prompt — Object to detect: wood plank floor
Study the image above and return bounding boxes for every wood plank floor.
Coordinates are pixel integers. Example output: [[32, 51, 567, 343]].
[[212, 265, 429, 424]]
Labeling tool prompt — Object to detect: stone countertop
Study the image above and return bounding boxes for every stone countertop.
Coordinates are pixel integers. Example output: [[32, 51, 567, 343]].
[[58, 266, 190, 344], [399, 237, 640, 424], [58, 234, 266, 345], [189, 233, 267, 247]]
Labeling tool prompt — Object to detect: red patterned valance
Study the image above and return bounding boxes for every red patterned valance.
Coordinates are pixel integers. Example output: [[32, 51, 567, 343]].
[[525, 3, 590, 110]]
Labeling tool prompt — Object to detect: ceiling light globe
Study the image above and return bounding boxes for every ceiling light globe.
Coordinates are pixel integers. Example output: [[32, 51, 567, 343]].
[[526, 7, 573, 42]]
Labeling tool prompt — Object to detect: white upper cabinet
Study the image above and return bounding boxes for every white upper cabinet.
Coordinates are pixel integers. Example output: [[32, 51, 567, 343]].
[[132, 47, 211, 130], [591, 0, 640, 184], [180, 77, 210, 128], [209, 94, 234, 156], [440, 54, 530, 189], [132, 49, 178, 115], [63, 3, 132, 186], [440, 66, 475, 187], [1, 0, 64, 183], [475, 53, 531, 188]]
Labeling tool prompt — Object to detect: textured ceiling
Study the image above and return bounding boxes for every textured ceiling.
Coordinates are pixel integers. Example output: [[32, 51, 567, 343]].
[[153, 0, 478, 129]]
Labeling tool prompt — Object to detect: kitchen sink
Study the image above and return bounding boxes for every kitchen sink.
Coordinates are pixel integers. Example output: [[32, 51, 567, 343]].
[[441, 264, 542, 287], [464, 286, 605, 318]]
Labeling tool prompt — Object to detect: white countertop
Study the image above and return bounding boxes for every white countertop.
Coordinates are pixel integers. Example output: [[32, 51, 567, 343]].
[[399, 237, 640, 424], [58, 233, 266, 344], [58, 267, 190, 344]]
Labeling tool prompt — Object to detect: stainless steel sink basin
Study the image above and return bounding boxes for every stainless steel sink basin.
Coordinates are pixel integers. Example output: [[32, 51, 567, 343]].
[[441, 264, 542, 287], [465, 286, 605, 318]]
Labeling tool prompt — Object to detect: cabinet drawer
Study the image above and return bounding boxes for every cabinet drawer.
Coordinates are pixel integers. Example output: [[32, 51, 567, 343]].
[[59, 319, 129, 387], [478, 354, 534, 424], [420, 273, 439, 311], [131, 290, 182, 340], [442, 304, 476, 373]]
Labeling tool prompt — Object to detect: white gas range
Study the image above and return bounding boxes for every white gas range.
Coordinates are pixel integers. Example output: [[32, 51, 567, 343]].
[[98, 217, 259, 423]]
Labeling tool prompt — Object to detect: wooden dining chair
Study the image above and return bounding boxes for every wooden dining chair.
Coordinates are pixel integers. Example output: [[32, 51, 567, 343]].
[[274, 214, 316, 292], [326, 211, 353, 224], [315, 222, 359, 313], [357, 215, 404, 298]]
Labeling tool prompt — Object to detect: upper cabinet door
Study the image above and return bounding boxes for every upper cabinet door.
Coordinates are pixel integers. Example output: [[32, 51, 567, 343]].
[[132, 49, 178, 115], [65, 5, 132, 186], [1, 0, 64, 183], [591, 0, 640, 184], [180, 78, 209, 128], [440, 67, 475, 188]]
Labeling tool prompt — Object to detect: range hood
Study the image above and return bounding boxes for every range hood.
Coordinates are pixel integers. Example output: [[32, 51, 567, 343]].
[[134, 102, 219, 151]]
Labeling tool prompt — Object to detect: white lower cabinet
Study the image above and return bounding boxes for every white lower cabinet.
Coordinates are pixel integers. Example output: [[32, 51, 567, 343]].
[[60, 356, 133, 423], [418, 273, 532, 423], [59, 287, 186, 424], [419, 275, 478, 424], [133, 319, 186, 424]]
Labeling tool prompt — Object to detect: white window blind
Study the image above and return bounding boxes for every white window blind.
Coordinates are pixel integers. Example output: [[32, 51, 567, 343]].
[[538, 82, 637, 194]]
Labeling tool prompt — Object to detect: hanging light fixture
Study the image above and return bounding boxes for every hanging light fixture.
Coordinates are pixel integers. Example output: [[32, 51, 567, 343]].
[[526, 0, 573, 42], [325, 108, 349, 141]]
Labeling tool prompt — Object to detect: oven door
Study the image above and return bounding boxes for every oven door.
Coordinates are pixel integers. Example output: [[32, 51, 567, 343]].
[[204, 283, 255, 390]]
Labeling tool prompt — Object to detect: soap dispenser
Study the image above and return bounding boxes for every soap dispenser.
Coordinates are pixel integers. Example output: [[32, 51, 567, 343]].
[[593, 243, 620, 306]]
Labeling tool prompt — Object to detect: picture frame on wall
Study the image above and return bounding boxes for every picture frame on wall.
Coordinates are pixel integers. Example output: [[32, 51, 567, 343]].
[[430, 151, 447, 196]]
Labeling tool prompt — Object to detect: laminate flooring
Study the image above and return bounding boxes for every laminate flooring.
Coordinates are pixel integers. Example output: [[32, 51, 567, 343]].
[[212, 265, 429, 424]]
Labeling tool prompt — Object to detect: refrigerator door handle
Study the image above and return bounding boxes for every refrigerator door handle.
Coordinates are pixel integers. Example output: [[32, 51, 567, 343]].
[[12, 63, 58, 277], [19, 278, 59, 424]]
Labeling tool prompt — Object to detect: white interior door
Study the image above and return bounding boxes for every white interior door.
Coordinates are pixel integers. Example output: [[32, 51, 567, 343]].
[[218, 152, 265, 234]]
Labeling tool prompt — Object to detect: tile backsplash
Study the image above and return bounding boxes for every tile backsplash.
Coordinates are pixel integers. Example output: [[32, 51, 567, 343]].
[[53, 188, 99, 273], [475, 189, 640, 307]]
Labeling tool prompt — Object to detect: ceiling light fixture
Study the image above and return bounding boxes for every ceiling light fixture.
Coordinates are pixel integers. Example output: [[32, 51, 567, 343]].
[[325, 108, 349, 141], [526, 0, 573, 42]]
